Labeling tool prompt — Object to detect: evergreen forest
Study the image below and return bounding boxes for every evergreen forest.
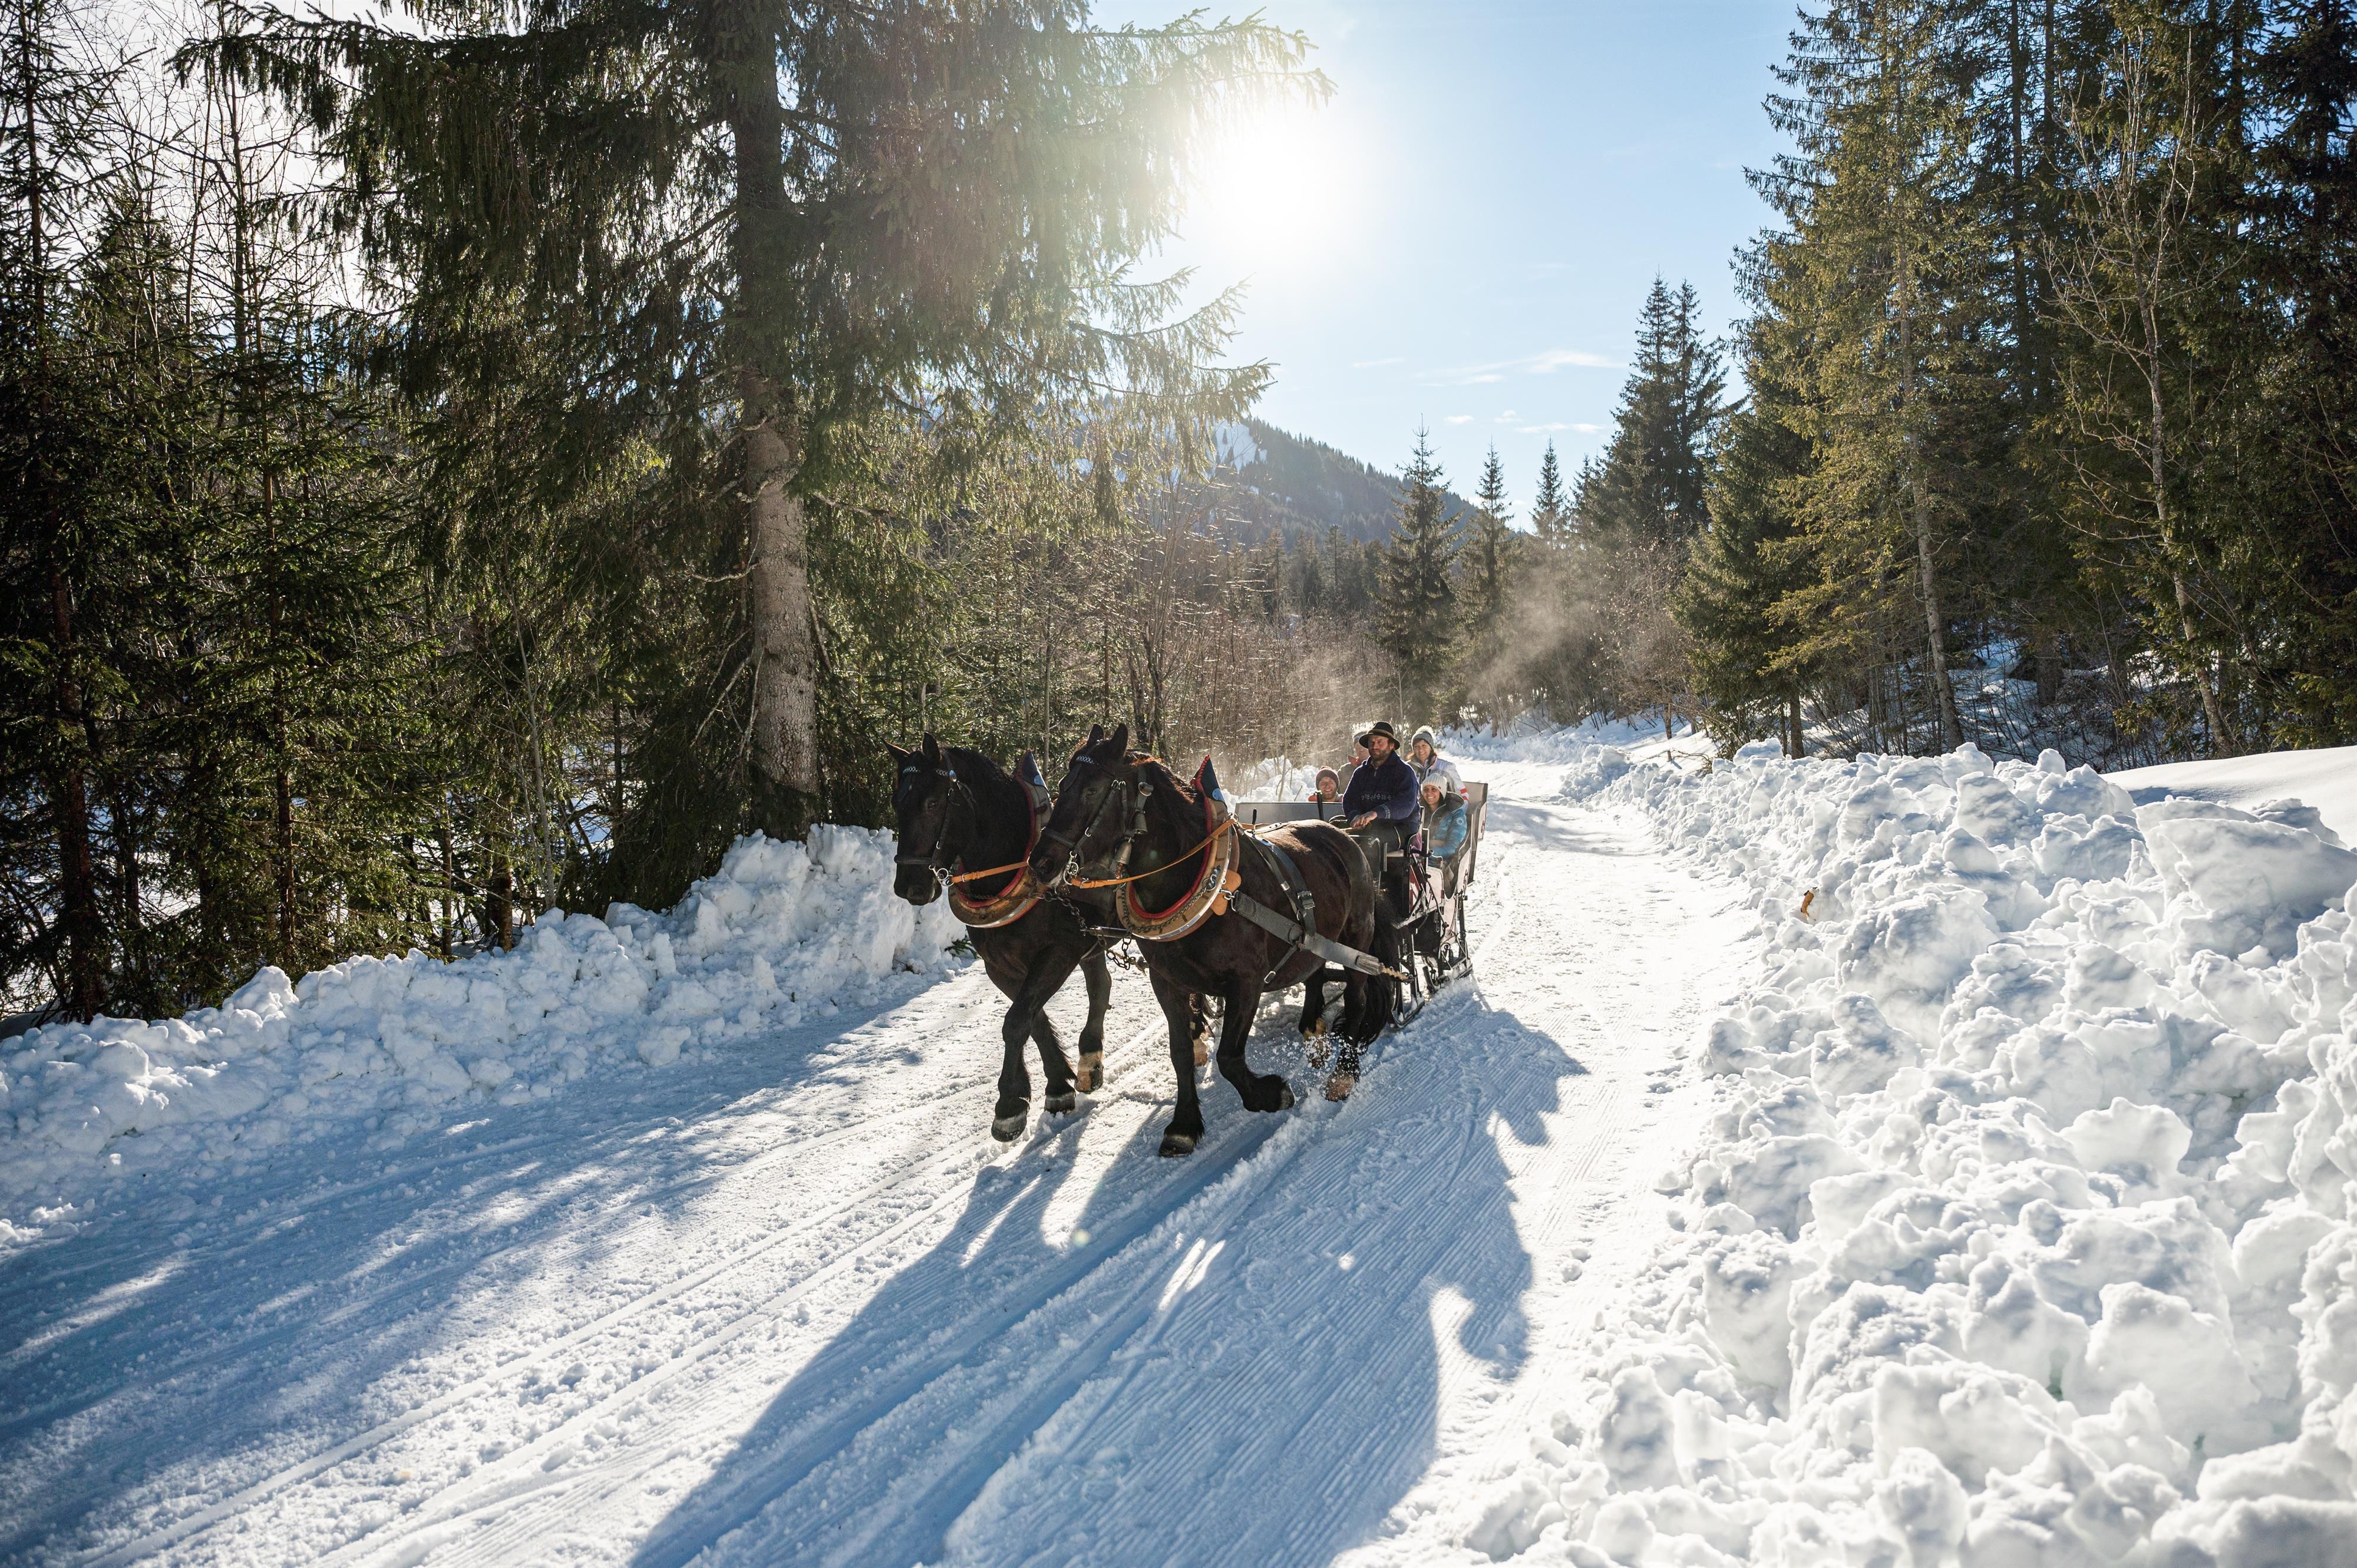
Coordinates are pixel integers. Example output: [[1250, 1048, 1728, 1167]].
[[8, 0, 2357, 1025]]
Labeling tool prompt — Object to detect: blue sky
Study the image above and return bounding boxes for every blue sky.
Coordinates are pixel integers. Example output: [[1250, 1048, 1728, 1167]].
[[1093, 0, 1798, 516]]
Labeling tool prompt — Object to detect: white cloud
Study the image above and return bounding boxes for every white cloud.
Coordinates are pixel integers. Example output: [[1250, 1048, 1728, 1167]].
[[1423, 348, 1620, 387], [1443, 414, 1474, 425], [1573, 422, 1604, 433], [1514, 422, 1573, 434], [1526, 348, 1617, 372]]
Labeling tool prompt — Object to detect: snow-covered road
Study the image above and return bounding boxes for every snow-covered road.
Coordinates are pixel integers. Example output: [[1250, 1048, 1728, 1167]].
[[0, 762, 1753, 1568]]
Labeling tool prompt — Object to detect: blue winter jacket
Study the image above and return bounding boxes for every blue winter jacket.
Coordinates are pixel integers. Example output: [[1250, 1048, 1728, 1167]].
[[1342, 750, 1422, 825], [1424, 799, 1469, 860]]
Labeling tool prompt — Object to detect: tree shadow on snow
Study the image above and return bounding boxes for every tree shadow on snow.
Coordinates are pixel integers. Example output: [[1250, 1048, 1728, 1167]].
[[0, 977, 956, 1563], [631, 990, 1587, 1568], [1481, 797, 1649, 859]]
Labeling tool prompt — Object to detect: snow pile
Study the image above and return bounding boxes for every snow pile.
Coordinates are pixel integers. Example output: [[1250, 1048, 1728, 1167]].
[[1442, 715, 1699, 765], [1474, 740, 2357, 1566], [0, 827, 961, 1246]]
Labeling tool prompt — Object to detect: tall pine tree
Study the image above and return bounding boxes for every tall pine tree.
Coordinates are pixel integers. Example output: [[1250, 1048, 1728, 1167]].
[[1574, 278, 1729, 547], [1376, 427, 1461, 724]]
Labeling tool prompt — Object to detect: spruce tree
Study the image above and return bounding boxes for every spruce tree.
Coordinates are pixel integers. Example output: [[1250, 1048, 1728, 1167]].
[[1676, 341, 1817, 756], [1576, 278, 1728, 547], [1461, 444, 1515, 717], [1376, 427, 1461, 724], [1530, 440, 1570, 548]]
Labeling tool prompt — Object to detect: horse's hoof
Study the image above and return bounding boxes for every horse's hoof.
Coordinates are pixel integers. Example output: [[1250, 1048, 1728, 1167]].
[[991, 1112, 1027, 1141], [1323, 1072, 1356, 1102], [1307, 1041, 1329, 1069], [1271, 1082, 1296, 1112], [1158, 1132, 1199, 1157], [1301, 1017, 1328, 1038], [1045, 1090, 1078, 1115], [1076, 1052, 1104, 1093]]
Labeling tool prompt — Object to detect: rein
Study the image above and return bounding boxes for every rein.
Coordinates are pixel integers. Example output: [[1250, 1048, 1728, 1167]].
[[1069, 816, 1232, 890]]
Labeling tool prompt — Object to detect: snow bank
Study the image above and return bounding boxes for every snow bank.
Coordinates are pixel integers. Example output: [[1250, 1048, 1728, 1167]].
[[1475, 739, 2357, 1566], [0, 827, 962, 1249], [2111, 745, 2357, 851]]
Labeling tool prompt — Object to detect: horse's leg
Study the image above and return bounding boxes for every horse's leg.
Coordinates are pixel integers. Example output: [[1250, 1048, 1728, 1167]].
[[992, 960, 1069, 1141], [1032, 1005, 1080, 1116], [1153, 970, 1208, 1157], [1075, 942, 1111, 1094], [1190, 993, 1211, 1068], [1215, 979, 1295, 1114], [1299, 969, 1328, 1036]]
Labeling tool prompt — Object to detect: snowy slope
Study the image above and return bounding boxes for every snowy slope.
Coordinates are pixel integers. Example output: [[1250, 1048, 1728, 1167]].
[[1460, 741, 2357, 1566], [2110, 745, 2357, 848], [1, 828, 962, 1255]]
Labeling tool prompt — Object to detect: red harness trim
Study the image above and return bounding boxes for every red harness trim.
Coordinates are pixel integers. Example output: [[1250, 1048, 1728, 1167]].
[[1133, 794, 1221, 922]]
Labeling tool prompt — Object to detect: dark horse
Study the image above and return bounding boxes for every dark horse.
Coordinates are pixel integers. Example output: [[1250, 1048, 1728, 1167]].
[[889, 736, 1111, 1141], [1031, 725, 1384, 1157]]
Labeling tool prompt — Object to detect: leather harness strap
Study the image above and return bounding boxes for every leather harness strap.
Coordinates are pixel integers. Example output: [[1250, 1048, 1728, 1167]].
[[1228, 831, 1404, 982]]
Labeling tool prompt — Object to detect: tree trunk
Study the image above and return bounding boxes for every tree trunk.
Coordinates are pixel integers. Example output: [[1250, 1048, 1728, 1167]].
[[2033, 622, 2061, 709], [26, 1, 98, 1022], [486, 851, 514, 952], [49, 572, 101, 1022], [2144, 345, 2229, 754], [721, 16, 818, 843], [740, 388, 819, 839], [1787, 690, 1805, 758], [1896, 226, 1965, 752]]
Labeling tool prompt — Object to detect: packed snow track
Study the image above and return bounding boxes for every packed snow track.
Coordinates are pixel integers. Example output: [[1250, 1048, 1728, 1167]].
[[0, 760, 1752, 1568]]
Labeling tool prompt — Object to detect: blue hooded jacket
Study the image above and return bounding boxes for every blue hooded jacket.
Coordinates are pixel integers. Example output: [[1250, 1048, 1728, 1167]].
[[1342, 749, 1421, 825]]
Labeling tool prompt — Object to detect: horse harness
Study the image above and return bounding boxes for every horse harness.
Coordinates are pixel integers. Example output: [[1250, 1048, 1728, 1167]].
[[1051, 760, 1400, 981], [897, 760, 1046, 929], [1226, 832, 1401, 983]]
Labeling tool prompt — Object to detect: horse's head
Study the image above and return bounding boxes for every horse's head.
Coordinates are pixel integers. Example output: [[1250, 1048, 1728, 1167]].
[[1032, 723, 1134, 889], [886, 734, 967, 905]]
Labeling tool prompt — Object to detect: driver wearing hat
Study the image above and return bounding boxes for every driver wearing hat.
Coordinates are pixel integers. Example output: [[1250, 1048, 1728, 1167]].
[[1342, 720, 1423, 923]]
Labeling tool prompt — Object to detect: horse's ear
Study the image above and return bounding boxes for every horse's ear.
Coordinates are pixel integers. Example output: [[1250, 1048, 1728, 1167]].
[[1194, 753, 1222, 799], [1086, 723, 1106, 747], [921, 733, 942, 764], [886, 741, 913, 768], [1105, 723, 1129, 757]]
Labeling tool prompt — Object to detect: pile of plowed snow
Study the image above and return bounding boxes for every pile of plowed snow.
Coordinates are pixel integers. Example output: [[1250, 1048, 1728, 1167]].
[[0, 827, 961, 1250], [1474, 740, 2357, 1567]]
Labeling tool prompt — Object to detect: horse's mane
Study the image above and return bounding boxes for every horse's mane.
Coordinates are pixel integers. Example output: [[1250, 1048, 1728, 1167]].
[[942, 745, 1012, 790], [1127, 752, 1201, 809]]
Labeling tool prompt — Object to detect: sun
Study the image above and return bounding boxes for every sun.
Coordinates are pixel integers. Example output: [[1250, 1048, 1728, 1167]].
[[1180, 95, 1358, 270]]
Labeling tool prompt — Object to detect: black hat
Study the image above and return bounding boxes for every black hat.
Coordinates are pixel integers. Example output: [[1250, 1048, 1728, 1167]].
[[1356, 720, 1402, 748]]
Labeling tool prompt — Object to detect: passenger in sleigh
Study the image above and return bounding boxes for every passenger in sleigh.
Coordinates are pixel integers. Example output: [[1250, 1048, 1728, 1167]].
[[1420, 775, 1470, 897]]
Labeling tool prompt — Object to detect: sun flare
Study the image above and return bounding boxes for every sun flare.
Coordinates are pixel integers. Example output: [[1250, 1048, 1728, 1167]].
[[1181, 97, 1358, 268]]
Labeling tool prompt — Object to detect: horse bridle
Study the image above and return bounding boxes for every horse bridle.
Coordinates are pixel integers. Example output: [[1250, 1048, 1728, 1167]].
[[1037, 755, 1153, 886], [893, 761, 979, 886]]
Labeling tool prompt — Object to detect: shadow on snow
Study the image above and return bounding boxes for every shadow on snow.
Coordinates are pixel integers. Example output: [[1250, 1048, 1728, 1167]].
[[631, 985, 1589, 1568]]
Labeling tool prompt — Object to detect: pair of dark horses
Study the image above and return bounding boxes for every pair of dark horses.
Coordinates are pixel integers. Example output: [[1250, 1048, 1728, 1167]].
[[888, 725, 1389, 1157]]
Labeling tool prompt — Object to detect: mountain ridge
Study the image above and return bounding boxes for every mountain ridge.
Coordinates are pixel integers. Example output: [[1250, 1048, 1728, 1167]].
[[1207, 419, 1481, 544]]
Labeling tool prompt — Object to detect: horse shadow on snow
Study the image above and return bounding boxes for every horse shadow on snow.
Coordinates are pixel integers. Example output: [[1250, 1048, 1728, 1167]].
[[632, 988, 1589, 1568]]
